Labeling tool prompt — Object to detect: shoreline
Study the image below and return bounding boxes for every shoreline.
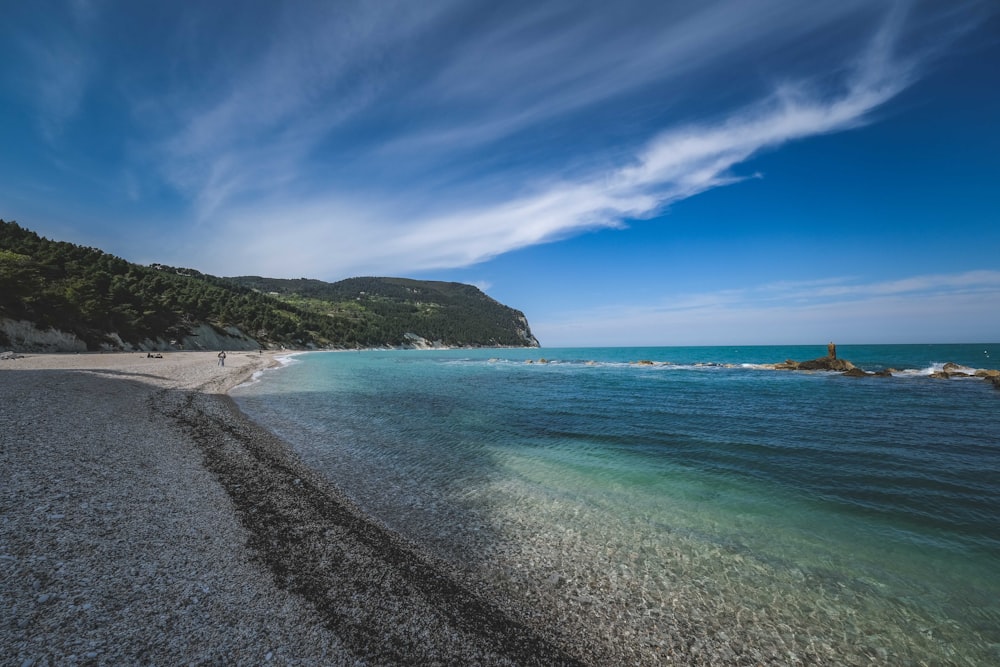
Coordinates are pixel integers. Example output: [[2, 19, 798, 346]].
[[0, 352, 589, 665], [5, 350, 996, 664], [224, 348, 1000, 666]]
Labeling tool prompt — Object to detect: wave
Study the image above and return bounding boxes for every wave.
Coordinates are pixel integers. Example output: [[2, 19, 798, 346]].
[[233, 351, 307, 390], [473, 355, 998, 379], [480, 357, 743, 371], [892, 362, 984, 378]]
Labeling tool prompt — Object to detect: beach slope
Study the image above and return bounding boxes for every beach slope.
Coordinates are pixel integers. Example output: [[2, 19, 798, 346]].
[[0, 352, 583, 665]]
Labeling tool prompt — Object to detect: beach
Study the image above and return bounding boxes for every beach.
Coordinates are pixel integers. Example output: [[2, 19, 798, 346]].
[[0, 352, 587, 666], [5, 348, 999, 666]]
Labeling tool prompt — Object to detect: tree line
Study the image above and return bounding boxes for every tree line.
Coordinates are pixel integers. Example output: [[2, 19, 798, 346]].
[[0, 220, 538, 350]]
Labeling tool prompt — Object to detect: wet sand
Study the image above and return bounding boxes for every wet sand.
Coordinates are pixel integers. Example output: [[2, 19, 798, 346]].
[[0, 352, 587, 665]]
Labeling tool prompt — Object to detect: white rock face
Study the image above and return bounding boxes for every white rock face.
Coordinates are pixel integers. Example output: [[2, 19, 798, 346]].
[[0, 318, 260, 352], [176, 324, 260, 351], [516, 315, 540, 347], [401, 333, 448, 349], [0, 319, 87, 353]]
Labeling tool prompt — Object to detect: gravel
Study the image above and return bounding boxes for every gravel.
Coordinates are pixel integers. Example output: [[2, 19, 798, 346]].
[[0, 353, 586, 666]]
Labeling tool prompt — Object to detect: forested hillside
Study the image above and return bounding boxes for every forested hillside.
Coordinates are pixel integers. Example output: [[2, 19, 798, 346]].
[[0, 220, 539, 351], [229, 276, 539, 350]]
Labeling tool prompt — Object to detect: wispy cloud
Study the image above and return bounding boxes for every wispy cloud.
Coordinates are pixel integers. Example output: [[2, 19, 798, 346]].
[[809, 270, 1000, 299], [154, 1, 453, 221], [61, 0, 980, 285], [535, 271, 1000, 346], [375, 1, 876, 159], [17, 4, 98, 142], [189, 2, 916, 279]]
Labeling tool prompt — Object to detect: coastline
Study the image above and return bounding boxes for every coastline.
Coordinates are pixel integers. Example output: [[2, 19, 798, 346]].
[[0, 352, 587, 665], [225, 347, 1000, 666]]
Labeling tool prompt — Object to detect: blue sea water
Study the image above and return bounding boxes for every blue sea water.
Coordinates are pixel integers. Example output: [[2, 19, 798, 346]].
[[232, 345, 1000, 664]]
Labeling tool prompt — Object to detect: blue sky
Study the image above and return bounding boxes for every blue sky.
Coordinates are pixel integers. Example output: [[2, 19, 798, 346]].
[[1, 1, 998, 346]]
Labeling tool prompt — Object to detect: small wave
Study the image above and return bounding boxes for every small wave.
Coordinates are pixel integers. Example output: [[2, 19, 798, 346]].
[[482, 357, 746, 372], [275, 352, 307, 366], [892, 362, 983, 378], [232, 352, 305, 390], [475, 356, 999, 381], [740, 363, 777, 370]]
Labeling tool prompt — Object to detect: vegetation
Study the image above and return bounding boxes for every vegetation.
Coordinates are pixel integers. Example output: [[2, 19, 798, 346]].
[[0, 220, 538, 350]]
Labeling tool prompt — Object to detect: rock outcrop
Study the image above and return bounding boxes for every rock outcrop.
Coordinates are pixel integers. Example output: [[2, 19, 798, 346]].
[[929, 363, 997, 380], [930, 362, 974, 378], [772, 352, 1000, 388], [400, 333, 449, 350], [773, 357, 856, 372]]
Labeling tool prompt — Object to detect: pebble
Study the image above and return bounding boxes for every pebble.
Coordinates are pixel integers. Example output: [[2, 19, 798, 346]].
[[6, 351, 984, 666], [546, 573, 566, 587]]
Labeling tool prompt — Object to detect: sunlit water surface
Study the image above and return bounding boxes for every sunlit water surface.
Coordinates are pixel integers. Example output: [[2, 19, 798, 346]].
[[233, 345, 1000, 664]]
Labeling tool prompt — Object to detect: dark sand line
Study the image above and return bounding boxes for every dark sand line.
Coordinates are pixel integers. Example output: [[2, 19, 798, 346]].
[[1, 354, 593, 665], [158, 379, 590, 665]]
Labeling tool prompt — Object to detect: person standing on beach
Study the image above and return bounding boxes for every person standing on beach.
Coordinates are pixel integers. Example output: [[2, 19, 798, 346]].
[[218, 350, 226, 366]]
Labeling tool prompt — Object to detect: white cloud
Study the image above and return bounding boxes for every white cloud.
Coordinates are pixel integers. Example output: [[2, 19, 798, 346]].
[[470, 280, 493, 294], [186, 6, 914, 280], [134, 3, 906, 251], [19, 18, 95, 142], [534, 271, 1000, 346], [152, 2, 448, 220], [83, 0, 987, 289], [379, 1, 876, 158]]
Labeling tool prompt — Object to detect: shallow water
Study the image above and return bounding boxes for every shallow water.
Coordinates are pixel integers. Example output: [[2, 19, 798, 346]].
[[233, 345, 1000, 664]]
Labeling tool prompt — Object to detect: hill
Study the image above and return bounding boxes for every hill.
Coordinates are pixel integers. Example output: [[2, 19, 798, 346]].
[[0, 220, 539, 352]]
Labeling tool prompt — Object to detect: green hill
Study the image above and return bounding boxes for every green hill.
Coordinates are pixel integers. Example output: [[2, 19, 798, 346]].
[[0, 219, 539, 351]]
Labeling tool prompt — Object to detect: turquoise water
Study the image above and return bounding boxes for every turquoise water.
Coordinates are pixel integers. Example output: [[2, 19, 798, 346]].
[[232, 345, 1000, 664]]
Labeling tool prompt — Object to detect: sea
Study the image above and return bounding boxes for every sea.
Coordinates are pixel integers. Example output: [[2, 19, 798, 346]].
[[231, 344, 1000, 664]]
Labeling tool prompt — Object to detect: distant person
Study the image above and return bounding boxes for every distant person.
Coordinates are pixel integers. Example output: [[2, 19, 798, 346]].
[[827, 341, 837, 359], [218, 350, 227, 367]]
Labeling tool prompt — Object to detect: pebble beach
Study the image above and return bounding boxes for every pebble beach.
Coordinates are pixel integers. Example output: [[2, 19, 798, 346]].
[[0, 352, 586, 666], [7, 349, 997, 666]]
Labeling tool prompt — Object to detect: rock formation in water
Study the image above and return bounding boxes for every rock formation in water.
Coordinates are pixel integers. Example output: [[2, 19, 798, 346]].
[[773, 352, 1000, 387], [773, 357, 857, 372]]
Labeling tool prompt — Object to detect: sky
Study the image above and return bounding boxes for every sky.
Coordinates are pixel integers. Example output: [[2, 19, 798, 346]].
[[1, 0, 998, 347]]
